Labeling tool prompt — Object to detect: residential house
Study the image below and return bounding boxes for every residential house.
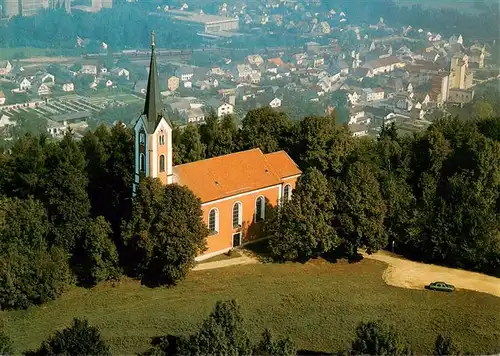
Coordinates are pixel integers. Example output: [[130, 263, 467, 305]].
[[168, 76, 180, 91], [111, 67, 130, 80], [246, 55, 265, 66], [37, 83, 51, 96], [348, 107, 367, 125], [105, 80, 113, 87], [0, 114, 16, 129], [361, 88, 385, 102], [186, 107, 205, 123], [236, 64, 253, 79], [184, 81, 192, 88], [347, 90, 361, 105], [269, 97, 282, 108], [0, 91, 5, 105], [176, 66, 194, 82], [0, 60, 13, 76], [62, 83, 75, 92], [248, 72, 261, 84], [207, 99, 234, 118], [134, 80, 148, 94], [268, 58, 284, 67], [361, 56, 406, 75], [80, 65, 98, 75], [100, 67, 108, 75], [210, 67, 225, 76], [348, 123, 369, 137], [19, 78, 32, 91]]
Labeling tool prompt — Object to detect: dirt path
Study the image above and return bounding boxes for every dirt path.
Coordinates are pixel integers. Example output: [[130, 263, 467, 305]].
[[363, 251, 500, 297], [192, 255, 258, 271]]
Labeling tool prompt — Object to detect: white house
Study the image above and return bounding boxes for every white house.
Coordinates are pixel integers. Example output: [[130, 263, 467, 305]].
[[62, 83, 75, 92], [111, 68, 130, 80], [184, 81, 192, 88], [39, 73, 55, 84], [0, 114, 16, 128], [19, 78, 32, 91], [37, 83, 51, 96], [237, 64, 253, 79], [176, 66, 194, 82], [100, 67, 108, 74], [217, 102, 234, 117], [347, 91, 361, 105], [0, 60, 13, 76], [246, 55, 264, 66], [348, 123, 369, 137], [269, 98, 282, 108], [80, 65, 98, 75], [0, 91, 5, 105], [361, 88, 385, 102]]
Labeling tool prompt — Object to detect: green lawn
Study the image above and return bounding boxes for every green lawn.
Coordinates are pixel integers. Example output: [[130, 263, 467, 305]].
[[2, 259, 500, 354]]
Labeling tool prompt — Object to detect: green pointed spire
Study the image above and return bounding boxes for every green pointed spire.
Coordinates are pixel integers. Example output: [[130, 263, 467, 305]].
[[143, 30, 162, 133]]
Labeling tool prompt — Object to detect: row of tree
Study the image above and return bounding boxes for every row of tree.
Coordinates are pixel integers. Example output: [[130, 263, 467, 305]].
[[174, 107, 500, 276], [1, 106, 500, 311], [0, 299, 463, 355]]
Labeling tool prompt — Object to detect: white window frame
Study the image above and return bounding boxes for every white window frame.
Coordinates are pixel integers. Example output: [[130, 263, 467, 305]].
[[139, 132, 145, 144], [139, 153, 145, 172], [254, 195, 265, 222], [232, 201, 243, 229], [159, 154, 166, 172], [208, 208, 219, 235], [283, 184, 292, 201]]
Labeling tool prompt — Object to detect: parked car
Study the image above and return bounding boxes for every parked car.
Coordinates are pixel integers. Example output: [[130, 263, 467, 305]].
[[425, 281, 455, 292]]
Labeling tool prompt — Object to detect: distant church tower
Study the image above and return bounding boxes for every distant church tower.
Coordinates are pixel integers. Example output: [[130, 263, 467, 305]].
[[133, 30, 173, 194]]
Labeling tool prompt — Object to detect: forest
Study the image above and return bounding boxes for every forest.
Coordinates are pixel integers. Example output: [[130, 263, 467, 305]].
[[1, 105, 500, 315]]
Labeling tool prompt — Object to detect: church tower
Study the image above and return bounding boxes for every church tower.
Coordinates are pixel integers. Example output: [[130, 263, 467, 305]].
[[133, 30, 173, 194]]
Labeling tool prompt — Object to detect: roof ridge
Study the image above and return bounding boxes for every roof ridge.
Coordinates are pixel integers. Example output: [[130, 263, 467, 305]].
[[173, 148, 262, 169]]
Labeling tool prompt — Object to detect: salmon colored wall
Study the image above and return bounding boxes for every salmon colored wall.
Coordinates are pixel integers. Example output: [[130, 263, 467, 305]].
[[200, 176, 299, 256], [148, 132, 170, 185]]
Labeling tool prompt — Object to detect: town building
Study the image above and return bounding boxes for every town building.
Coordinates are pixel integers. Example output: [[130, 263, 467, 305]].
[[133, 32, 301, 260], [0, 91, 5, 105], [449, 55, 473, 90], [167, 76, 180, 91], [0, 60, 13, 76], [166, 10, 239, 33], [361, 88, 385, 102]]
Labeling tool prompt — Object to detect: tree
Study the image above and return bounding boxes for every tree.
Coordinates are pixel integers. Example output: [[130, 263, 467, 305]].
[[240, 108, 292, 153], [253, 329, 296, 356], [199, 112, 238, 158], [334, 161, 387, 259], [178, 124, 206, 164], [73, 216, 121, 287], [121, 178, 207, 286], [44, 132, 91, 251], [27, 318, 111, 356], [472, 101, 494, 119], [289, 115, 353, 174], [268, 168, 340, 262], [434, 334, 461, 356], [180, 300, 252, 356], [0, 197, 72, 310], [350, 320, 411, 355]]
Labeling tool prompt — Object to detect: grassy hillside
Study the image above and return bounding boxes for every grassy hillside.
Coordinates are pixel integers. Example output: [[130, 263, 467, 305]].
[[2, 259, 500, 354]]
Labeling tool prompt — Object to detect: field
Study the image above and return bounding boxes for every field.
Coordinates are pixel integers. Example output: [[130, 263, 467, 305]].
[[2, 258, 499, 354]]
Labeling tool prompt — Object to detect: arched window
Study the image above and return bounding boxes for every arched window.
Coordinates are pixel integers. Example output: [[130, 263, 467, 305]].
[[159, 155, 165, 172], [159, 134, 165, 145], [255, 196, 265, 222], [208, 208, 219, 234], [139, 153, 145, 172], [232, 202, 242, 228], [283, 184, 292, 201]]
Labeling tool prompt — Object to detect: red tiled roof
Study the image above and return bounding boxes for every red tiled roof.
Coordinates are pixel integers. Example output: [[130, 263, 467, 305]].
[[264, 151, 302, 179], [173, 148, 301, 203]]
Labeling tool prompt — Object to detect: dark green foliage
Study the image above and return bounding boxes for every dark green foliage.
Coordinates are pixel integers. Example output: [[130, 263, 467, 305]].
[[334, 161, 387, 258], [434, 334, 461, 356], [240, 107, 292, 153], [350, 320, 411, 355], [27, 318, 111, 356], [181, 300, 252, 355], [0, 329, 14, 355], [176, 124, 206, 164], [121, 178, 207, 286], [73, 216, 121, 287], [0, 197, 72, 310], [288, 115, 353, 174], [268, 168, 340, 262], [253, 329, 296, 356], [44, 132, 91, 251], [144, 300, 296, 356], [199, 112, 238, 159]]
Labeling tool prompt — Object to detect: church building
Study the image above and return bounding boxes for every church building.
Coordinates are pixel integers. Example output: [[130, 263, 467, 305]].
[[133, 32, 302, 260]]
